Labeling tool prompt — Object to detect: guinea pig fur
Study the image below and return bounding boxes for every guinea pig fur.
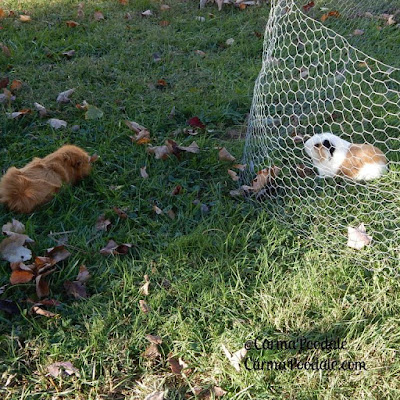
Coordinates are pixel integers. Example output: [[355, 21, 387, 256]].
[[304, 133, 388, 181]]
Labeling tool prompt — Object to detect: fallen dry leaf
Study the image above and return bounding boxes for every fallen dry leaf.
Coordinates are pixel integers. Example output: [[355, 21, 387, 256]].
[[140, 166, 149, 179], [100, 240, 131, 255], [147, 145, 171, 160], [144, 392, 164, 400], [10, 80, 22, 91], [216, 0, 224, 11], [226, 38, 234, 46], [57, 88, 75, 103], [141, 9, 153, 17], [252, 166, 280, 192], [347, 223, 372, 250], [159, 20, 170, 27], [131, 129, 151, 145], [146, 334, 162, 344], [171, 185, 182, 195], [302, 1, 314, 12], [46, 245, 71, 264], [34, 102, 48, 117], [64, 280, 87, 299], [221, 344, 247, 371], [47, 361, 80, 378], [10, 269, 34, 285], [2, 219, 25, 235], [31, 306, 57, 318], [0, 8, 6, 19], [113, 207, 128, 219], [19, 15, 31, 22], [156, 79, 167, 89], [93, 11, 104, 21], [0, 77, 9, 89], [7, 109, 31, 119], [195, 50, 206, 57], [214, 386, 227, 397], [160, 4, 170, 11], [142, 343, 161, 360], [153, 205, 163, 215], [227, 169, 239, 181], [139, 274, 150, 295], [167, 209, 176, 220], [187, 116, 205, 129], [0, 235, 32, 263], [353, 29, 364, 36], [36, 275, 50, 298], [321, 10, 340, 22], [168, 357, 188, 375], [0, 43, 11, 57], [95, 214, 112, 231], [219, 147, 236, 162], [76, 265, 90, 283], [177, 141, 200, 154], [48, 118, 67, 129], [232, 164, 246, 171], [125, 120, 147, 133], [139, 299, 151, 313], [66, 20, 80, 27]]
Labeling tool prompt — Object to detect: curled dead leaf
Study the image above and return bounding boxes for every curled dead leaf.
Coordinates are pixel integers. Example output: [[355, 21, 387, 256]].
[[56, 88, 75, 103], [146, 334, 162, 344], [64, 280, 87, 299], [34, 102, 48, 117], [100, 240, 132, 255], [31, 306, 58, 318], [252, 166, 280, 192], [47, 361, 80, 377], [66, 20, 80, 27], [219, 147, 236, 162], [347, 223, 372, 250], [140, 166, 149, 179], [139, 299, 151, 313], [95, 214, 112, 231], [221, 344, 247, 371], [227, 169, 239, 181]]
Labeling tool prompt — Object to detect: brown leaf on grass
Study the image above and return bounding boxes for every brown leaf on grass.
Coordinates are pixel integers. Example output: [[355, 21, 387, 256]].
[[47, 361, 80, 377], [7, 109, 31, 119], [19, 15, 31, 22], [167, 209, 176, 220], [0, 76, 9, 89], [156, 79, 167, 89], [252, 166, 280, 192], [160, 4, 170, 10], [159, 20, 170, 27], [77, 2, 84, 18], [214, 386, 227, 397], [177, 141, 200, 154], [168, 357, 188, 375], [232, 164, 246, 171], [140, 166, 149, 179], [124, 120, 147, 133], [347, 223, 372, 250], [47, 118, 67, 129], [144, 391, 164, 400], [353, 29, 364, 36], [57, 88, 75, 103], [141, 10, 153, 17], [66, 20, 80, 27], [113, 207, 128, 219], [0, 8, 6, 19], [227, 169, 239, 181], [147, 145, 171, 160], [146, 334, 162, 344], [95, 214, 112, 231], [10, 269, 34, 285], [321, 10, 340, 22], [76, 265, 90, 283], [219, 147, 236, 162], [142, 343, 161, 360], [139, 299, 151, 313], [221, 344, 247, 371], [100, 240, 131, 255], [139, 274, 150, 295], [46, 246, 71, 264], [31, 306, 57, 318], [36, 275, 50, 298], [171, 185, 182, 195], [0, 43, 11, 57], [302, 1, 314, 12], [64, 280, 87, 299], [10, 80, 22, 91], [187, 116, 205, 129], [0, 235, 32, 263], [153, 205, 163, 215], [2, 219, 25, 235], [34, 102, 48, 117], [93, 11, 104, 21], [62, 50, 75, 58], [131, 129, 151, 145]]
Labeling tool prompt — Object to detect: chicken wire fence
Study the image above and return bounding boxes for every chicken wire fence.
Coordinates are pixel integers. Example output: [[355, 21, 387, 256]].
[[241, 0, 400, 270]]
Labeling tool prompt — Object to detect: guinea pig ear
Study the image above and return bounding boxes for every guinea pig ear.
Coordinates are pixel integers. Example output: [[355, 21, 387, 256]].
[[323, 139, 335, 156]]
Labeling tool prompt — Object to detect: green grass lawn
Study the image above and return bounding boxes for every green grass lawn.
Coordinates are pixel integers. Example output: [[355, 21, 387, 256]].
[[1, 1, 400, 399]]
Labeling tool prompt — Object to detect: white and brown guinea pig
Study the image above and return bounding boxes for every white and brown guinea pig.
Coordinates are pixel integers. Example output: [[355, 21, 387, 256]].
[[304, 133, 388, 181]]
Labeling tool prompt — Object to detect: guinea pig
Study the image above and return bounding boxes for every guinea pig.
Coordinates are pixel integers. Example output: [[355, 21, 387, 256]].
[[304, 133, 388, 181]]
